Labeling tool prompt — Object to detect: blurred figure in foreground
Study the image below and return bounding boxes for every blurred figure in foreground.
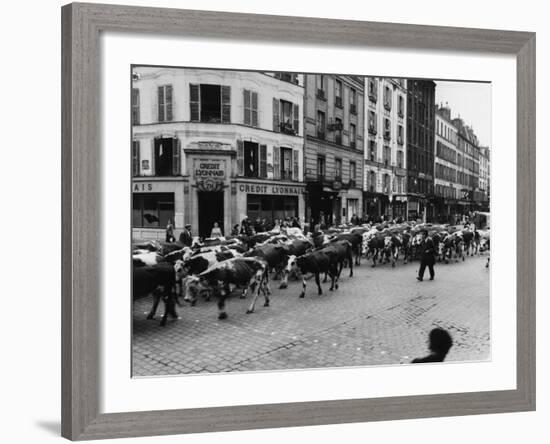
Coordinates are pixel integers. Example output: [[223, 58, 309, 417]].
[[411, 328, 453, 363]]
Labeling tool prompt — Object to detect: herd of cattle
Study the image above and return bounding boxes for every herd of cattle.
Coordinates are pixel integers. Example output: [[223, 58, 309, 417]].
[[133, 223, 490, 326]]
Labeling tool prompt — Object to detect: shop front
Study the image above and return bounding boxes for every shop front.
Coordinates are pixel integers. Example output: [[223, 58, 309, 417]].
[[236, 180, 306, 227], [131, 178, 184, 241], [185, 151, 233, 239], [306, 182, 342, 227], [391, 195, 407, 220]]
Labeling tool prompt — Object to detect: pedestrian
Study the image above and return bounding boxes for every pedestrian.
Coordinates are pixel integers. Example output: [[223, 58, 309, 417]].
[[179, 224, 193, 247], [411, 328, 453, 363], [210, 222, 223, 239], [292, 217, 300, 228], [231, 224, 240, 236], [165, 218, 175, 243], [416, 229, 436, 281]]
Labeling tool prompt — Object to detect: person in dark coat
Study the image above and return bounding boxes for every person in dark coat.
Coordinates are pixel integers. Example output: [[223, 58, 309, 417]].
[[179, 224, 193, 247], [411, 328, 453, 363], [417, 229, 436, 281]]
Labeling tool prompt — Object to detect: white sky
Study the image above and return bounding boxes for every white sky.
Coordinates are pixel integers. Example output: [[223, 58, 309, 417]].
[[435, 80, 492, 147]]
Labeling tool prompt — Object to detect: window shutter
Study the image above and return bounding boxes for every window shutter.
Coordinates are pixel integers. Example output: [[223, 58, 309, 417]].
[[273, 146, 280, 179], [259, 144, 267, 178], [251, 92, 258, 127], [273, 98, 280, 132], [172, 137, 180, 176], [189, 84, 200, 122], [293, 103, 299, 134], [132, 140, 140, 176], [166, 85, 173, 121], [237, 140, 244, 176], [157, 86, 165, 122], [221, 85, 231, 123], [132, 88, 140, 125], [243, 89, 251, 125], [151, 138, 156, 175], [292, 149, 299, 181]]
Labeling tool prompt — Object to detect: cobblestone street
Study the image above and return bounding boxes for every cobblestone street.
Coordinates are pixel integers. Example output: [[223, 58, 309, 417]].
[[132, 255, 490, 376]]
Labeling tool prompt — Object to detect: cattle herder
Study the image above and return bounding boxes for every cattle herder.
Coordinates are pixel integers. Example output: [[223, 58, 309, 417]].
[[416, 229, 436, 281]]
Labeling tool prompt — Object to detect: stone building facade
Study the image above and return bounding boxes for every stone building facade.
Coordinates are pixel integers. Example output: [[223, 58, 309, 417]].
[[131, 67, 305, 240], [303, 74, 364, 225], [364, 77, 408, 220]]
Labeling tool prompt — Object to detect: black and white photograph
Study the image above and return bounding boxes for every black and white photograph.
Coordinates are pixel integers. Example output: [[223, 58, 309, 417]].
[[131, 67, 491, 376]]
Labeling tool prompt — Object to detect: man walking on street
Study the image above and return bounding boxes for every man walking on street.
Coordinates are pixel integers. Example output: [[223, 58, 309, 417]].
[[417, 229, 435, 281]]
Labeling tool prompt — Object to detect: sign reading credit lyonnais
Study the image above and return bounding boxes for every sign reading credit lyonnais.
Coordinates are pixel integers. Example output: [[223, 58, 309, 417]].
[[194, 159, 226, 179], [239, 183, 305, 195]]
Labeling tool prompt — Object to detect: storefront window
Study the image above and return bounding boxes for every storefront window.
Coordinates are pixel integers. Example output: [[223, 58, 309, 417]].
[[247, 194, 298, 223], [133, 193, 174, 228]]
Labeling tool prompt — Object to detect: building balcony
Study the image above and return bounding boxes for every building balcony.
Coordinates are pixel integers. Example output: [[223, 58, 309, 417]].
[[383, 132, 391, 141], [368, 125, 377, 135], [317, 89, 326, 101]]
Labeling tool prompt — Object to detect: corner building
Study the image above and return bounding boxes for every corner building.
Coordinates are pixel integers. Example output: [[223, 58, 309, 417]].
[[131, 67, 305, 240], [303, 74, 364, 225]]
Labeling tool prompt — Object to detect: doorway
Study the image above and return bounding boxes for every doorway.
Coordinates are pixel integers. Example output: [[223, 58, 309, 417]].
[[198, 191, 224, 239]]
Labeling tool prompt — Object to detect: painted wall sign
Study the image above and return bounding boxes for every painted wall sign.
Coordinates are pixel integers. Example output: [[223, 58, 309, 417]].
[[193, 158, 226, 179], [239, 183, 305, 195], [133, 183, 153, 192]]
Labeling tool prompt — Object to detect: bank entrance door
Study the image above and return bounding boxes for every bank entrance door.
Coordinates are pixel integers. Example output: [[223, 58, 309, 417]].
[[198, 191, 224, 239]]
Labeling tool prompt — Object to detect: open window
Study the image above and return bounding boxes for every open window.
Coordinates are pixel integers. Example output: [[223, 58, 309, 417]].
[[190, 84, 231, 123], [154, 137, 180, 176]]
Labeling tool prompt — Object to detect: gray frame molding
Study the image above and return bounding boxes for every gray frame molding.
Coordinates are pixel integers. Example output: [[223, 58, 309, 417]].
[[61, 2, 536, 440]]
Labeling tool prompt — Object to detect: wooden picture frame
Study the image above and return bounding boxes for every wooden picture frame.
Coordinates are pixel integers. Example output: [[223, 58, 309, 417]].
[[61, 2, 535, 440]]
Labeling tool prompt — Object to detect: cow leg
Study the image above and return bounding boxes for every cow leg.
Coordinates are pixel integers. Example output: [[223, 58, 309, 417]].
[[315, 272, 323, 295], [371, 249, 377, 267], [279, 267, 288, 289], [330, 264, 339, 290], [348, 253, 354, 277], [146, 289, 162, 320], [299, 276, 307, 298], [217, 283, 228, 319], [323, 271, 328, 283], [247, 269, 270, 314]]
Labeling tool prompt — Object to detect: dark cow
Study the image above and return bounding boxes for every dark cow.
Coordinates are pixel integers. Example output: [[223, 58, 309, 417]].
[[188, 257, 270, 319], [331, 232, 363, 265], [133, 263, 178, 326], [367, 233, 386, 267], [321, 240, 354, 281], [244, 244, 288, 288], [461, 229, 475, 256], [286, 249, 339, 298]]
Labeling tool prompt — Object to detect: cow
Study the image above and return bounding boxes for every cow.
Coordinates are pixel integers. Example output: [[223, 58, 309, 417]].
[[441, 232, 464, 263], [187, 257, 270, 319], [367, 233, 386, 267], [133, 263, 179, 326], [132, 251, 165, 267], [383, 234, 402, 267], [461, 229, 475, 256], [174, 249, 241, 304], [244, 244, 288, 288], [331, 232, 363, 266], [285, 249, 339, 298], [321, 240, 354, 281]]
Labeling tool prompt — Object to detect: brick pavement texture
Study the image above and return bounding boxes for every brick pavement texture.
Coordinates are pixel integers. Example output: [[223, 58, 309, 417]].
[[132, 255, 490, 376]]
